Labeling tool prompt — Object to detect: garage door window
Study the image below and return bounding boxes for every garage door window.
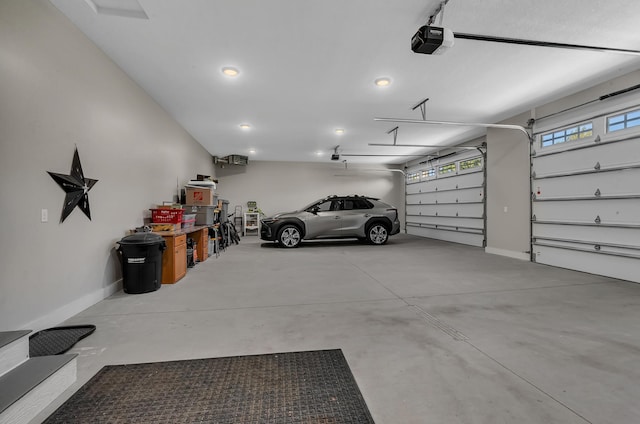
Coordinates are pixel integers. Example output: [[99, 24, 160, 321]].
[[541, 122, 593, 147], [459, 157, 482, 170], [607, 108, 640, 133], [422, 169, 436, 180], [438, 163, 456, 175]]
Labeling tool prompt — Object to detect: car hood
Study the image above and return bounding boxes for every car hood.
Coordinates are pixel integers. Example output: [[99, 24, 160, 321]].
[[269, 211, 299, 219]]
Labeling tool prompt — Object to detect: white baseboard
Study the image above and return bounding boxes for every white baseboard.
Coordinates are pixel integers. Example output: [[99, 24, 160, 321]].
[[485, 247, 530, 261], [21, 279, 122, 332]]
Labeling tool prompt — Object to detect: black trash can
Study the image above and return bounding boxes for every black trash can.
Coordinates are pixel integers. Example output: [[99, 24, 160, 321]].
[[117, 233, 166, 294]]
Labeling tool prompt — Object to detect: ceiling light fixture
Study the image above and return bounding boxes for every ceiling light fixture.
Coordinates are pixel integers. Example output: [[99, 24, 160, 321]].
[[334, 128, 345, 135], [239, 123, 251, 130], [222, 67, 240, 77], [315, 151, 324, 156], [249, 149, 256, 154], [374, 77, 391, 87]]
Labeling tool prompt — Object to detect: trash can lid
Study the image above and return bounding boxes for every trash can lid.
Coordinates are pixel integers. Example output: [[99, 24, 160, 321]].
[[119, 232, 164, 245]]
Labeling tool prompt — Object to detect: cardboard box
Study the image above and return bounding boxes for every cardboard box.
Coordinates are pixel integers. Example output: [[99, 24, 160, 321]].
[[185, 187, 216, 206]]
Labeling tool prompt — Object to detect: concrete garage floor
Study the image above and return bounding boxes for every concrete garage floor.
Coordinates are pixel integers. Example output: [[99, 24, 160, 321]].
[[33, 234, 640, 423]]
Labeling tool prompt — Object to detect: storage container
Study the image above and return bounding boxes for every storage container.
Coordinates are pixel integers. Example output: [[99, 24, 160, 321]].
[[150, 208, 184, 224], [184, 205, 218, 225], [117, 233, 166, 294]]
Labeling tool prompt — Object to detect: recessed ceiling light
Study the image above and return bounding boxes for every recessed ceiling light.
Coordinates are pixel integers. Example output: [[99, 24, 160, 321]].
[[334, 128, 345, 135], [315, 151, 324, 156], [239, 123, 251, 130], [374, 77, 391, 87], [249, 149, 256, 154], [222, 67, 240, 77]]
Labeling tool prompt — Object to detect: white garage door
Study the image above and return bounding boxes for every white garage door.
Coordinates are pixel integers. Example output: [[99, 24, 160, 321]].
[[405, 147, 486, 247], [531, 96, 640, 283]]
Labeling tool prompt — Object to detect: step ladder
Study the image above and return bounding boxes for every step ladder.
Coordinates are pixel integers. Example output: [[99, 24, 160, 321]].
[[0, 330, 77, 424]]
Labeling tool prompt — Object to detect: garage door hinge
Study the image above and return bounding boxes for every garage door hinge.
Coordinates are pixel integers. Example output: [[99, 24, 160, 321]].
[[594, 188, 601, 197], [531, 150, 537, 157], [594, 162, 601, 171], [594, 245, 601, 251], [594, 135, 602, 143], [595, 215, 602, 224], [532, 215, 537, 221]]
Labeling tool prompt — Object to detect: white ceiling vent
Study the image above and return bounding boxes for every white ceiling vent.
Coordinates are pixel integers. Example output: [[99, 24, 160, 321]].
[[84, 0, 148, 19]]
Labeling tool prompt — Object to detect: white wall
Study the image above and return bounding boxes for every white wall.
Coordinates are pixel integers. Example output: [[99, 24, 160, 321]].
[[216, 161, 405, 226], [0, 0, 215, 331], [485, 113, 532, 260]]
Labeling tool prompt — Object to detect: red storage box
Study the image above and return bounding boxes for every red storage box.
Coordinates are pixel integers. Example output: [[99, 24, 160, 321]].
[[150, 208, 184, 224]]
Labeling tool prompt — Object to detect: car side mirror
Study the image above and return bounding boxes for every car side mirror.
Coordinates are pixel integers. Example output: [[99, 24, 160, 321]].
[[308, 206, 320, 214]]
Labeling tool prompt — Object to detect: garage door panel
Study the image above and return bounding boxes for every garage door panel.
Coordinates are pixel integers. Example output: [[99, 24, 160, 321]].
[[533, 223, 640, 247], [407, 191, 483, 205], [533, 139, 640, 177], [532, 199, 640, 224], [427, 172, 483, 191], [406, 173, 483, 194], [407, 192, 436, 204], [406, 181, 432, 195], [407, 225, 485, 247], [534, 169, 640, 199], [533, 244, 639, 283], [424, 188, 484, 204], [407, 215, 483, 228], [406, 202, 484, 217]]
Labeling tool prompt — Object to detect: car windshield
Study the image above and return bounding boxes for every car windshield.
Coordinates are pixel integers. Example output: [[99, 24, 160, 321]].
[[300, 198, 327, 211]]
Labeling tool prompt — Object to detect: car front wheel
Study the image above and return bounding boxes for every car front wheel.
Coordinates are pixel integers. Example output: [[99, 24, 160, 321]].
[[278, 225, 302, 248], [366, 223, 388, 245]]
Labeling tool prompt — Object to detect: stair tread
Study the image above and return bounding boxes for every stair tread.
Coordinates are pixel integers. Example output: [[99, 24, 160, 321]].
[[0, 331, 31, 350], [0, 354, 77, 414]]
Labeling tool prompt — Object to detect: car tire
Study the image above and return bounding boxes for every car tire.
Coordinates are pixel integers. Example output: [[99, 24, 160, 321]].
[[278, 224, 302, 248], [366, 222, 389, 245]]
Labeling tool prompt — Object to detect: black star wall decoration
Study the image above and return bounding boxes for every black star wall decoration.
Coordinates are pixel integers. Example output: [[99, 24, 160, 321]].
[[48, 147, 98, 223]]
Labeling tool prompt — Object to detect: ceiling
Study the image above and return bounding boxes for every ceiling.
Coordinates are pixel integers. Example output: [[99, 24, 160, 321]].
[[50, 0, 640, 164]]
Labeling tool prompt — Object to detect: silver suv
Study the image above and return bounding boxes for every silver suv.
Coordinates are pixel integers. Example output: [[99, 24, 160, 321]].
[[260, 195, 401, 248]]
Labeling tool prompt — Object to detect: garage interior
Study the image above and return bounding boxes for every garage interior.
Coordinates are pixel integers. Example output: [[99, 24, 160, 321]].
[[1, 1, 640, 423]]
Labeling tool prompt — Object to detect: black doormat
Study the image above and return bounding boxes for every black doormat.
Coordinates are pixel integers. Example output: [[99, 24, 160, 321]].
[[43, 349, 375, 424], [29, 325, 96, 357]]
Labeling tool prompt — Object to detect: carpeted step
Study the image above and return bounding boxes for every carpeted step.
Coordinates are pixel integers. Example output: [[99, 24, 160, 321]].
[[0, 354, 77, 424], [0, 331, 31, 377]]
